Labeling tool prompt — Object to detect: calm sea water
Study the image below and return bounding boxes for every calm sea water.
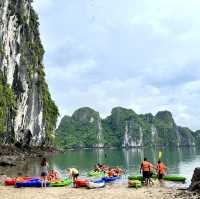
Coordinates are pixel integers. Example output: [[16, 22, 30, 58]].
[[1, 147, 200, 186]]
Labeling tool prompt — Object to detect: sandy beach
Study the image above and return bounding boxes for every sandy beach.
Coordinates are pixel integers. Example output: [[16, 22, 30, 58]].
[[0, 184, 189, 199]]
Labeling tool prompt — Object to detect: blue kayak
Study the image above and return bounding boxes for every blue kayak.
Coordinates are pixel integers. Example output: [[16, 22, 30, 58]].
[[102, 176, 121, 182], [16, 179, 49, 188]]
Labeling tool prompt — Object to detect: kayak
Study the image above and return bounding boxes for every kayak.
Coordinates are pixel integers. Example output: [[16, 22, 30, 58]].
[[128, 176, 143, 181], [163, 176, 186, 182], [87, 171, 105, 177], [128, 180, 142, 188], [5, 178, 16, 186], [15, 179, 48, 188], [75, 179, 89, 187], [128, 175, 186, 182], [87, 179, 105, 189], [102, 176, 121, 182], [5, 177, 38, 186], [50, 179, 72, 187]]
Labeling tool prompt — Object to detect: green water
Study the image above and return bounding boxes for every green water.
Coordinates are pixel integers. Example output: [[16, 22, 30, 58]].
[[1, 147, 200, 185]]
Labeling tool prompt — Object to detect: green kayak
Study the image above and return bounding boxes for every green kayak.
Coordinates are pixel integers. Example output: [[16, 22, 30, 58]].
[[128, 176, 144, 181], [128, 175, 186, 182], [50, 179, 72, 187], [163, 176, 186, 182], [87, 171, 105, 177]]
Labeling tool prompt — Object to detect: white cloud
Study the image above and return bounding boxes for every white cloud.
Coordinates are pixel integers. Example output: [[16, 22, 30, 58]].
[[33, 0, 200, 130], [47, 58, 96, 81]]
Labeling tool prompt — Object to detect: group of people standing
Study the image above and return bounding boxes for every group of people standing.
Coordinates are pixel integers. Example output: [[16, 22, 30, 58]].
[[140, 158, 166, 185]]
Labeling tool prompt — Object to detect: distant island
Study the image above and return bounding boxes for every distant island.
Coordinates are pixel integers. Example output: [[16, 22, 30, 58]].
[[56, 107, 200, 149]]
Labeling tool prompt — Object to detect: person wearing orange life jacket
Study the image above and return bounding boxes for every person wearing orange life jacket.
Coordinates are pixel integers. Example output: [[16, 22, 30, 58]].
[[140, 158, 151, 185], [156, 160, 167, 183], [107, 168, 114, 177]]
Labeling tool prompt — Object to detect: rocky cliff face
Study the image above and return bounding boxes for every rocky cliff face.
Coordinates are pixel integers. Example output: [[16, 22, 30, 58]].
[[56, 107, 199, 149], [0, 0, 58, 146], [56, 107, 103, 148]]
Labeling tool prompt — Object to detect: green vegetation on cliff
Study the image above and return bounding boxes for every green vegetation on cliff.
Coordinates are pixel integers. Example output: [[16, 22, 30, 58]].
[[154, 111, 180, 146], [0, 71, 16, 134], [56, 107, 100, 148], [56, 107, 200, 149]]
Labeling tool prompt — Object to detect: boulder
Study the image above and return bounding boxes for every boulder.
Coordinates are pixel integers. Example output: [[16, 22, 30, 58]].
[[189, 167, 200, 191], [0, 156, 17, 167], [0, 175, 7, 185]]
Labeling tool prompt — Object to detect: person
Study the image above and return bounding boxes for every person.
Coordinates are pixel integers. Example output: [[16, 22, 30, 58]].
[[94, 164, 100, 172], [140, 158, 151, 185], [107, 168, 114, 177], [156, 160, 166, 184], [148, 163, 155, 185], [40, 158, 48, 188], [102, 164, 109, 172], [48, 169, 60, 181], [68, 168, 79, 187], [113, 167, 124, 176]]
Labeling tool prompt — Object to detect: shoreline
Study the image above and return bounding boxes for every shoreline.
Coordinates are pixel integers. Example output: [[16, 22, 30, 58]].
[[0, 183, 198, 199], [59, 145, 197, 151], [0, 145, 62, 158], [0, 145, 63, 169]]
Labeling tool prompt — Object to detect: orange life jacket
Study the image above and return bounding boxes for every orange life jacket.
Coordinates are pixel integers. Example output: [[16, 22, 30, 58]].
[[142, 161, 151, 172], [108, 170, 113, 177], [157, 163, 165, 174]]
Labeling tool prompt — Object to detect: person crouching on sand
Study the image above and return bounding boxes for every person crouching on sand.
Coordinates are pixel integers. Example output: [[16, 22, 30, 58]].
[[40, 158, 48, 188], [68, 168, 79, 187]]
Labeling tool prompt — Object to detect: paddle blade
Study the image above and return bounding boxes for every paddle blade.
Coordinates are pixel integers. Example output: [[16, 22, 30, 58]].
[[158, 151, 162, 159]]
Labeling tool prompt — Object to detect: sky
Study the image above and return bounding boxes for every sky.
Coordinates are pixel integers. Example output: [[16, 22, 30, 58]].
[[33, 0, 200, 130]]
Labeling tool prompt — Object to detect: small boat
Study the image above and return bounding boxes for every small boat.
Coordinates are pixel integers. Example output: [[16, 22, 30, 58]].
[[87, 171, 105, 177], [50, 179, 72, 187], [5, 177, 38, 186], [75, 179, 89, 187], [163, 176, 186, 182], [87, 179, 105, 189], [128, 175, 186, 182], [102, 176, 121, 182], [5, 178, 16, 186], [128, 176, 143, 181], [15, 179, 48, 188], [128, 180, 142, 188]]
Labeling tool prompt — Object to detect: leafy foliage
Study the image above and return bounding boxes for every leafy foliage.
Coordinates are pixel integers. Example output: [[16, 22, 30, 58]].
[[0, 71, 16, 134], [56, 107, 199, 148], [56, 108, 100, 148]]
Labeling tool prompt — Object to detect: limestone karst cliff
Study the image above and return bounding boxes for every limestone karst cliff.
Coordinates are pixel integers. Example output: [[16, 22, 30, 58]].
[[56, 107, 199, 149], [0, 0, 59, 146]]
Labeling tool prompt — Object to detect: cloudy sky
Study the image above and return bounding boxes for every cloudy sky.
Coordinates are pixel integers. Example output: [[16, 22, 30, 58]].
[[33, 0, 200, 130]]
